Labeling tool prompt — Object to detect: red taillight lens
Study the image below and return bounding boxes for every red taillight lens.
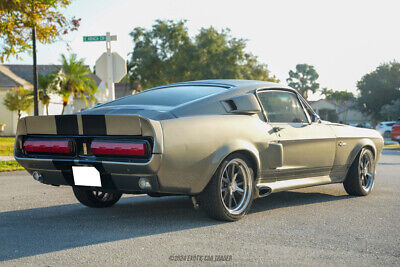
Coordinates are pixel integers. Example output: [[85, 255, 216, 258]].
[[23, 139, 73, 154], [91, 140, 148, 157]]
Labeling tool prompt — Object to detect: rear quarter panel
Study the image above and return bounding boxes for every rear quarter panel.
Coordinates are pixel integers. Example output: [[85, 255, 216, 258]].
[[329, 124, 384, 181], [157, 115, 275, 194]]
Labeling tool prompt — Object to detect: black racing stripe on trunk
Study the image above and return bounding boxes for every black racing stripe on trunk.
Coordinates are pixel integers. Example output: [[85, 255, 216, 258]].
[[91, 162, 117, 190], [52, 160, 74, 186], [55, 115, 78, 135], [82, 115, 107, 135]]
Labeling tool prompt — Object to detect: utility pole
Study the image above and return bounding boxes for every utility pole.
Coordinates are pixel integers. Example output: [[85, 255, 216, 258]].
[[32, 26, 39, 116]]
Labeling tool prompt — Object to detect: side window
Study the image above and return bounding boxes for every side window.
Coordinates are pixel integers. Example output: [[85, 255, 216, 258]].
[[258, 91, 308, 123]]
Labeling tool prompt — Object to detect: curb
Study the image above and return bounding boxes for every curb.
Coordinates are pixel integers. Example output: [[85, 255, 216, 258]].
[[383, 147, 400, 151]]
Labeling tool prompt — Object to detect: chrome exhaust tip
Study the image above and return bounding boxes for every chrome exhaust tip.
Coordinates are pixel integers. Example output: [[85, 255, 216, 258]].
[[32, 171, 43, 183], [138, 177, 152, 190], [257, 186, 272, 198]]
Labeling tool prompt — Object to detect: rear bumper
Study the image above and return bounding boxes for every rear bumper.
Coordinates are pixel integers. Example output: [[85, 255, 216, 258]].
[[15, 154, 164, 193]]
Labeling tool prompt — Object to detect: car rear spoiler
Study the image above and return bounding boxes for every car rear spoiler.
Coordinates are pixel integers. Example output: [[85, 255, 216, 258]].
[[16, 114, 163, 153]]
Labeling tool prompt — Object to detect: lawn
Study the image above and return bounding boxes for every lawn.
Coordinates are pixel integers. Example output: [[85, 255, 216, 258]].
[[0, 160, 24, 172], [0, 137, 15, 156], [0, 137, 23, 172]]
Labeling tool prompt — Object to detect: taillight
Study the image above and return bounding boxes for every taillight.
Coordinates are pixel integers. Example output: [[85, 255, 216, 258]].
[[23, 139, 73, 154], [91, 140, 149, 157]]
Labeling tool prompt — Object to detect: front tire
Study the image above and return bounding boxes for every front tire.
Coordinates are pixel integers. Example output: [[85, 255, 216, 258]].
[[199, 153, 255, 221], [73, 187, 122, 208], [343, 148, 375, 196]]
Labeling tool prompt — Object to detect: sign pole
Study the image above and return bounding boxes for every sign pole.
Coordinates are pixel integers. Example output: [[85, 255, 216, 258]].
[[106, 32, 115, 101]]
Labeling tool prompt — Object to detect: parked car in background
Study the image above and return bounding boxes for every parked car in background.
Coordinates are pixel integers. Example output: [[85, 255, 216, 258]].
[[376, 121, 396, 138], [356, 122, 373, 129], [391, 119, 400, 143]]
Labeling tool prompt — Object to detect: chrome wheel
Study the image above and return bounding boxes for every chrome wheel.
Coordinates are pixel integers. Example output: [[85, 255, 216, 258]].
[[359, 153, 374, 191], [220, 158, 253, 215]]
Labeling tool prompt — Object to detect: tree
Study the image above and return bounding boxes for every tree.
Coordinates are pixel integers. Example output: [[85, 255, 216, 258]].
[[321, 88, 355, 104], [357, 62, 400, 121], [380, 99, 400, 121], [3, 87, 33, 119], [56, 54, 97, 114], [128, 20, 277, 90], [286, 64, 319, 99], [38, 72, 57, 115], [0, 0, 80, 62]]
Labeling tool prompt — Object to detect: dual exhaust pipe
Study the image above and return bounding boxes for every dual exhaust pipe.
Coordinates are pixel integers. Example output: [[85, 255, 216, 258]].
[[257, 186, 272, 198]]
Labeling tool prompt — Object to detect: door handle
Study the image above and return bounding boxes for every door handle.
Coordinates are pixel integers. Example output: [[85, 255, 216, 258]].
[[272, 126, 284, 132]]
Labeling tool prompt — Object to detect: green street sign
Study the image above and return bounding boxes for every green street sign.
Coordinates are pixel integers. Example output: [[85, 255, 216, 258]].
[[83, 35, 106, 42]]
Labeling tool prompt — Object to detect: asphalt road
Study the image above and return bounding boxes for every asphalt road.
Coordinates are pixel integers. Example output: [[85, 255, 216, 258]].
[[0, 150, 399, 266]]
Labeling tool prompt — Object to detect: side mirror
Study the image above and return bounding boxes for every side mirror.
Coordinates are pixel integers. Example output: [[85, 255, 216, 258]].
[[312, 113, 321, 123]]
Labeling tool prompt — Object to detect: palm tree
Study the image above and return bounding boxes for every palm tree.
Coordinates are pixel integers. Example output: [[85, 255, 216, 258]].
[[38, 72, 57, 115], [56, 54, 97, 114], [3, 87, 33, 119]]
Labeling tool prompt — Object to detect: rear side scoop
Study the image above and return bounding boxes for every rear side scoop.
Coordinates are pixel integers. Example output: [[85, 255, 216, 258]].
[[221, 93, 261, 114], [16, 114, 164, 154]]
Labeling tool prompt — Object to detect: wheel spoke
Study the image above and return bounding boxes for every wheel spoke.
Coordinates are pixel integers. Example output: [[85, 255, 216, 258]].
[[228, 193, 233, 208], [236, 187, 244, 194], [230, 164, 236, 179], [231, 194, 238, 206], [363, 156, 368, 169], [232, 172, 238, 182], [223, 190, 229, 202]]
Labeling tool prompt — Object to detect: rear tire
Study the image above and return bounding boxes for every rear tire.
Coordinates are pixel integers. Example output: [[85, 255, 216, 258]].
[[199, 153, 255, 221], [343, 148, 375, 196], [73, 187, 122, 208]]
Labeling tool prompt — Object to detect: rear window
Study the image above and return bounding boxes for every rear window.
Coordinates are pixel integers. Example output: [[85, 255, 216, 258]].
[[104, 85, 228, 107]]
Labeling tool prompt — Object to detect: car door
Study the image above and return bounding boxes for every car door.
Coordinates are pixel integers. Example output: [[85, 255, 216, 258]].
[[257, 89, 336, 181]]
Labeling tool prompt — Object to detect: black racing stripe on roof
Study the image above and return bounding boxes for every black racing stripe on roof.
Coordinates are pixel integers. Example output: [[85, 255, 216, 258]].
[[55, 115, 78, 135]]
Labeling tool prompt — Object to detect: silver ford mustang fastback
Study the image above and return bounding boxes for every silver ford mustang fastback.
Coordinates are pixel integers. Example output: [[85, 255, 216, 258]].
[[14, 80, 383, 221]]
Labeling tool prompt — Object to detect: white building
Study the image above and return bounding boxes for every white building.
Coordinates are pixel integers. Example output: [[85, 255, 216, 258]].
[[309, 99, 371, 124]]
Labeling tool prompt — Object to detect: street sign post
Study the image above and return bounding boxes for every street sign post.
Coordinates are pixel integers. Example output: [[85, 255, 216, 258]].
[[84, 32, 125, 101]]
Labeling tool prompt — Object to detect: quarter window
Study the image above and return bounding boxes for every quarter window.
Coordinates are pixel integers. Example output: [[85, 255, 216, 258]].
[[258, 91, 308, 123]]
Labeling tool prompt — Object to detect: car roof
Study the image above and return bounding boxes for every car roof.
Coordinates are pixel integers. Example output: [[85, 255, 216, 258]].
[[150, 79, 288, 90]]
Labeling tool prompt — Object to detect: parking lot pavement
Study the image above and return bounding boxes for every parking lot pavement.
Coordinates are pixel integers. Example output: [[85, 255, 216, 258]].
[[0, 150, 399, 266]]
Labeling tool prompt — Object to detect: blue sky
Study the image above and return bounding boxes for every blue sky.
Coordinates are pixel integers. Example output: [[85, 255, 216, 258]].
[[5, 0, 400, 96]]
